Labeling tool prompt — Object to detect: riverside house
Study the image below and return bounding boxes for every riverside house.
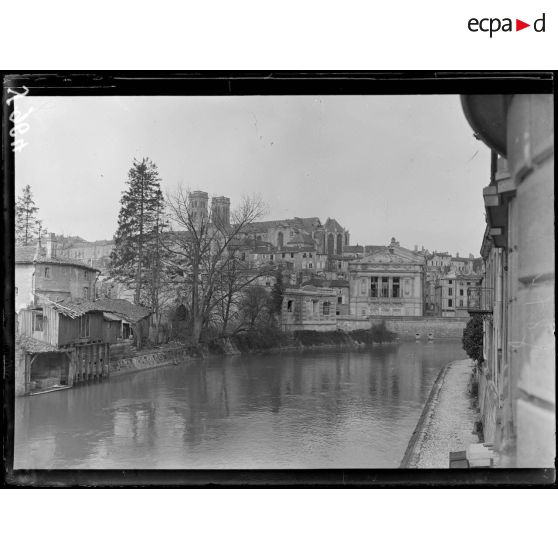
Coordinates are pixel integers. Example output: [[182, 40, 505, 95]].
[[281, 286, 338, 332], [462, 93, 554, 467]]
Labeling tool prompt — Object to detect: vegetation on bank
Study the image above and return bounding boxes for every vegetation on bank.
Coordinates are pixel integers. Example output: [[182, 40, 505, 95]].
[[205, 322, 398, 355], [462, 314, 484, 364]]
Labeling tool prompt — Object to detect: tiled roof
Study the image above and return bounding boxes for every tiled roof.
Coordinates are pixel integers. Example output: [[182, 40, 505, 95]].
[[16, 334, 65, 353], [15, 243, 99, 271], [102, 312, 122, 322], [34, 256, 100, 272], [90, 298, 151, 322], [38, 296, 103, 318], [286, 231, 315, 246], [247, 217, 322, 233], [15, 244, 40, 262], [37, 296, 150, 322]]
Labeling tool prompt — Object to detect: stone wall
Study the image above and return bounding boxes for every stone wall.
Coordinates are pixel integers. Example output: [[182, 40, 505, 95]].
[[508, 94, 555, 468], [110, 347, 193, 376], [336, 315, 468, 338], [372, 317, 468, 339]]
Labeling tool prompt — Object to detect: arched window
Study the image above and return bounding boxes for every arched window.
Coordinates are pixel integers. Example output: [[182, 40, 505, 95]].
[[336, 233, 343, 254], [277, 231, 284, 248], [327, 233, 334, 255]]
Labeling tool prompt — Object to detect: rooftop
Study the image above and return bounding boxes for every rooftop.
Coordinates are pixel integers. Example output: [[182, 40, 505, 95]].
[[15, 244, 100, 272]]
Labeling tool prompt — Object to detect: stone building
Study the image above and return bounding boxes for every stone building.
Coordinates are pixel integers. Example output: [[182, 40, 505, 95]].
[[348, 238, 425, 317], [281, 286, 338, 332], [301, 278, 350, 315], [434, 272, 483, 318], [15, 238, 99, 313], [55, 235, 115, 270], [243, 215, 350, 263], [462, 93, 554, 467], [188, 190, 210, 227]]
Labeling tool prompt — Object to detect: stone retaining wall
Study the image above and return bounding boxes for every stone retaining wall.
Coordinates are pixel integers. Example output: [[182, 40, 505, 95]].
[[336, 315, 469, 338], [110, 347, 193, 376], [372, 317, 469, 339]]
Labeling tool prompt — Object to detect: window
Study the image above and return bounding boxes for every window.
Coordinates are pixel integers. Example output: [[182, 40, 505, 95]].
[[33, 313, 44, 332], [79, 315, 90, 337], [309, 263, 313, 269], [84, 270, 89, 279], [360, 278, 367, 295], [448, 299, 453, 308], [44, 267, 50, 278], [83, 287, 89, 299], [323, 301, 330, 316], [459, 300, 464, 307], [15, 287, 18, 296], [338, 296, 343, 304], [381, 277, 389, 297], [392, 277, 400, 298], [312, 300, 319, 314], [448, 288, 453, 295], [370, 277, 379, 297], [241, 252, 246, 261], [361, 308, 366, 316], [282, 253, 286, 259], [467, 282, 471, 286], [302, 253, 307, 258], [287, 300, 293, 312], [459, 289, 464, 296], [290, 253, 294, 258], [270, 254, 274, 261], [448, 280, 453, 285]]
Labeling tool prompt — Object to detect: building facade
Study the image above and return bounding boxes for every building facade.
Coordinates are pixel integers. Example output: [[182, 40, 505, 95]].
[[16, 239, 99, 313], [348, 238, 425, 318], [281, 286, 338, 332], [434, 273, 483, 318], [462, 93, 554, 467]]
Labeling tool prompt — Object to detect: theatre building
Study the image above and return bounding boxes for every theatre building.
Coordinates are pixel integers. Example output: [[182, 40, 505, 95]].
[[348, 238, 425, 317]]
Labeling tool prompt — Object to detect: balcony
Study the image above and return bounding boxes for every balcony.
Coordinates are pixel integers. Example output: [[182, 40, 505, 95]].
[[466, 287, 494, 314]]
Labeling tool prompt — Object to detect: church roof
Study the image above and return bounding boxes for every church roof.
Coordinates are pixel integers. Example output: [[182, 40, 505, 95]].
[[323, 218, 345, 232]]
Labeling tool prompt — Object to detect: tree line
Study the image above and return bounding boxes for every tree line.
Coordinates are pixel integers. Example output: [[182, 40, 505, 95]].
[[108, 157, 285, 347]]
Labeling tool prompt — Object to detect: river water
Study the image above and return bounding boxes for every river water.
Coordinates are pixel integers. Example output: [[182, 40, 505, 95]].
[[14, 340, 466, 469]]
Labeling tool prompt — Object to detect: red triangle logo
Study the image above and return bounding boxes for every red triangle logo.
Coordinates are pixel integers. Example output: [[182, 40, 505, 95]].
[[516, 19, 530, 31]]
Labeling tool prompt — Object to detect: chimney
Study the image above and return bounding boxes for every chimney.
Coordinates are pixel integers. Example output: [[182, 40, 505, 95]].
[[46, 233, 57, 258]]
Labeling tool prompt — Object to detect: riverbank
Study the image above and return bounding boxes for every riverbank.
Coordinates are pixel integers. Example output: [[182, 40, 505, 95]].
[[109, 328, 398, 376], [400, 358, 480, 468]]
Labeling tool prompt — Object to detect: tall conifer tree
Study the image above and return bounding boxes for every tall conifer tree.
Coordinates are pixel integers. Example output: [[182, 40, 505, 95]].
[[15, 185, 43, 245], [110, 158, 165, 308]]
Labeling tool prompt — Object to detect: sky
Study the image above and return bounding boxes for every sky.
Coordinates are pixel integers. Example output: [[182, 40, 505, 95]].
[[15, 94, 490, 256]]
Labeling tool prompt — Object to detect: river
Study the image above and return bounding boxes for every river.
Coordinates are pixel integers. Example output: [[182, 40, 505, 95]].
[[14, 340, 466, 469]]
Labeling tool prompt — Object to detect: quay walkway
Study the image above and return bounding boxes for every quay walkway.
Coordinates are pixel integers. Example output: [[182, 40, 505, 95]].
[[401, 359, 480, 468]]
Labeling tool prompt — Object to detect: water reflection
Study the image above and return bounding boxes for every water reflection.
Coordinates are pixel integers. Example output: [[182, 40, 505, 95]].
[[15, 340, 465, 469]]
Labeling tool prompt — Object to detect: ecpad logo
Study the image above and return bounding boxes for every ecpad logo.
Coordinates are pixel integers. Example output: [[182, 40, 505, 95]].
[[468, 13, 546, 37]]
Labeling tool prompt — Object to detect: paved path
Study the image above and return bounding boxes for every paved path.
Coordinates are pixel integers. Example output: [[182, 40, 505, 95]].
[[402, 359, 480, 468]]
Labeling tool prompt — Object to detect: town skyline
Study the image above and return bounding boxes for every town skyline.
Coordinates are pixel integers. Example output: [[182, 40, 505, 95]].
[[15, 94, 490, 256]]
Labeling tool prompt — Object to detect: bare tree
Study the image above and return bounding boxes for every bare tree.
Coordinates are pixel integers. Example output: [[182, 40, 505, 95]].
[[163, 187, 275, 345], [240, 285, 272, 330]]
